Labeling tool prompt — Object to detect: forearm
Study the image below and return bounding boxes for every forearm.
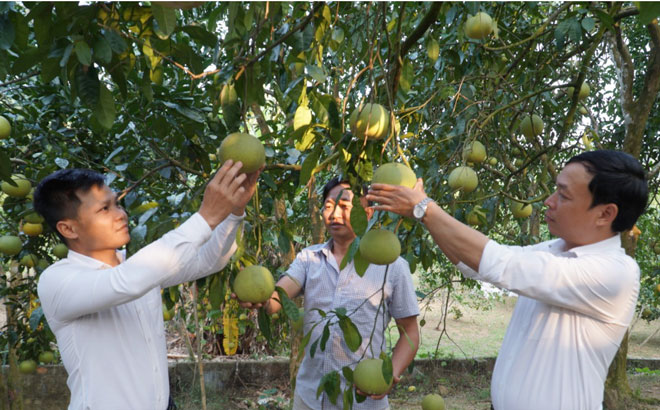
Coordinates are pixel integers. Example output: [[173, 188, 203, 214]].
[[391, 323, 419, 378], [423, 201, 489, 271]]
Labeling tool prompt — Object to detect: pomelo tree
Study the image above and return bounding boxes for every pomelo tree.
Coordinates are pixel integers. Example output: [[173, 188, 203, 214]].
[[1, 2, 659, 408]]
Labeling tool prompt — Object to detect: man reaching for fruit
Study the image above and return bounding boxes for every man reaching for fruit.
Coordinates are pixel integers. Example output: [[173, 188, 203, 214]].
[[236, 177, 420, 410], [367, 150, 648, 410], [34, 161, 259, 410]]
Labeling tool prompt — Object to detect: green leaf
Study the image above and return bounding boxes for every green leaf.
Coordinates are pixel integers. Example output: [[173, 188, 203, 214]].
[[94, 36, 112, 64], [152, 3, 177, 39], [353, 248, 370, 277], [208, 273, 223, 309], [76, 65, 100, 106], [180, 25, 217, 47], [104, 29, 127, 53], [400, 60, 414, 93], [338, 316, 362, 352], [341, 366, 354, 383], [581, 17, 596, 32], [0, 14, 15, 50], [307, 65, 327, 83], [94, 84, 116, 129], [294, 105, 313, 131], [638, 2, 660, 25], [258, 307, 273, 346], [316, 371, 341, 404], [29, 306, 44, 331], [10, 12, 29, 50], [41, 58, 59, 83], [339, 238, 359, 270], [277, 287, 301, 322], [349, 196, 367, 237], [320, 323, 331, 351], [379, 352, 394, 385], [59, 43, 73, 67], [343, 388, 354, 410], [75, 41, 92, 65], [33, 7, 52, 48], [11, 46, 44, 74], [162, 101, 205, 123], [295, 129, 316, 151], [300, 148, 321, 186], [0, 151, 11, 182]]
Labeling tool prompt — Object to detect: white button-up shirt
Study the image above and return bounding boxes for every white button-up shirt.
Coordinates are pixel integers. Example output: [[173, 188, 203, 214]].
[[458, 235, 639, 410], [37, 212, 243, 410], [287, 241, 420, 410]]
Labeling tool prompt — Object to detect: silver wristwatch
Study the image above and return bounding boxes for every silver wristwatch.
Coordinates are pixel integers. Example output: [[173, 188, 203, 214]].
[[413, 197, 434, 221]]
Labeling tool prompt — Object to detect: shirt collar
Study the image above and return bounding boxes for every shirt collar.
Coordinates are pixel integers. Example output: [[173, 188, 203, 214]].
[[552, 234, 623, 256], [66, 249, 127, 269]]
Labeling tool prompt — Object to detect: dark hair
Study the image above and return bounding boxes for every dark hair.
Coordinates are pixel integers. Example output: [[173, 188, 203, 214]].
[[567, 150, 648, 232], [321, 176, 370, 202], [33, 169, 106, 242]]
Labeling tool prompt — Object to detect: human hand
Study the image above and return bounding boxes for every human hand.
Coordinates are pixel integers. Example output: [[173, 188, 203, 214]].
[[232, 165, 263, 216], [230, 292, 267, 310], [366, 179, 428, 219], [355, 375, 400, 400], [198, 160, 247, 229]]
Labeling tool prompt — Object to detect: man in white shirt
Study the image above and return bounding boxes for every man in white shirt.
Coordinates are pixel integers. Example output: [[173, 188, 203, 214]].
[[367, 150, 648, 410], [34, 160, 259, 410]]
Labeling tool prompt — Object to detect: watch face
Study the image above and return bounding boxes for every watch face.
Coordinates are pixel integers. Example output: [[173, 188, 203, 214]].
[[414, 205, 423, 219]]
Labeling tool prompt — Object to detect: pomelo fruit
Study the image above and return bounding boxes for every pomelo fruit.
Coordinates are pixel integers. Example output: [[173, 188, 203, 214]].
[[359, 229, 401, 265], [233, 265, 275, 304], [218, 132, 266, 173]]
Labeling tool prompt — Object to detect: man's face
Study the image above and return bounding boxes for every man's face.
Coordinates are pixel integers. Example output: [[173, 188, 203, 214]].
[[67, 184, 130, 252], [322, 183, 357, 241], [544, 162, 608, 248]]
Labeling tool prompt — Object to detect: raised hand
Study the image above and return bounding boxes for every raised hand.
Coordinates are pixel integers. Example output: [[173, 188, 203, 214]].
[[231, 165, 263, 216], [366, 178, 427, 219], [198, 160, 247, 229]]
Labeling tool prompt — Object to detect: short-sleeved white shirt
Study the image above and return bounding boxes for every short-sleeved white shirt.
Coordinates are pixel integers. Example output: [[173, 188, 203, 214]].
[[287, 240, 419, 410]]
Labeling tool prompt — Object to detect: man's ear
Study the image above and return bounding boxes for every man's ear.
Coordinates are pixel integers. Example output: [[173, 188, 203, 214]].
[[596, 203, 618, 229], [56, 219, 79, 241], [364, 205, 375, 220]]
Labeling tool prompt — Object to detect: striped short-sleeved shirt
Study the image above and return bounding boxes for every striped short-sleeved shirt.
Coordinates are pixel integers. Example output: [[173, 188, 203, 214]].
[[287, 240, 419, 410]]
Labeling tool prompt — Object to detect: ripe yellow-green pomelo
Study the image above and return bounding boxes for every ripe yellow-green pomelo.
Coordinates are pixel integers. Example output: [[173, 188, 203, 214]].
[[488, 157, 498, 166], [293, 105, 313, 131], [135, 201, 159, 213], [19, 359, 37, 375], [239, 313, 248, 321], [37, 258, 49, 271], [511, 200, 533, 218], [162, 304, 174, 321], [233, 265, 275, 304], [350, 103, 390, 140], [353, 358, 392, 395], [579, 106, 588, 115], [520, 114, 544, 139], [52, 243, 68, 259], [422, 393, 446, 410], [218, 132, 265, 173], [38, 351, 55, 364], [372, 163, 417, 188], [465, 12, 493, 40], [427, 38, 440, 62], [466, 206, 486, 226], [1, 175, 32, 197], [20, 254, 38, 268], [0, 235, 22, 256], [567, 83, 590, 101], [24, 212, 44, 224], [359, 229, 401, 265], [447, 166, 478, 193], [220, 83, 237, 106], [653, 242, 660, 255], [22, 222, 43, 236], [0, 115, 11, 139], [462, 141, 487, 163]]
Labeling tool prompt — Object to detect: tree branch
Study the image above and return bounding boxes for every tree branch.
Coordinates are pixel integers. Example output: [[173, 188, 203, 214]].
[[0, 71, 41, 87]]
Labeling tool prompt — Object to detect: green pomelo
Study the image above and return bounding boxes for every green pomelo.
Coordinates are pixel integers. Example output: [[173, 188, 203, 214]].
[[220, 83, 238, 106], [24, 212, 44, 224], [233, 265, 275, 304], [218, 132, 266, 173], [350, 103, 390, 140], [52, 243, 68, 259], [427, 38, 440, 62], [1, 175, 31, 197], [372, 163, 417, 188], [520, 114, 544, 139], [353, 358, 392, 395], [567, 83, 590, 101], [0, 115, 10, 139], [20, 254, 38, 268], [422, 393, 446, 410], [19, 359, 37, 375], [465, 12, 493, 40], [0, 235, 22, 256], [462, 141, 487, 163], [359, 229, 401, 265], [447, 166, 478, 193], [511, 200, 533, 218], [38, 351, 55, 364]]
